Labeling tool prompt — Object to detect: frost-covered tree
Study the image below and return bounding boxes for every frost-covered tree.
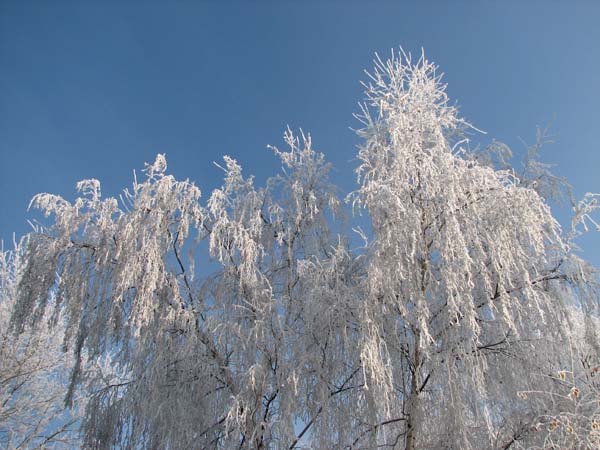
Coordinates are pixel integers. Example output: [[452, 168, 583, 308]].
[[8, 50, 599, 449], [347, 50, 600, 450], [0, 243, 83, 449]]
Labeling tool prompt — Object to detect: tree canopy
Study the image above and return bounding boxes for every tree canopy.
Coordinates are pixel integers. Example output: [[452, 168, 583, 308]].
[[4, 50, 600, 449]]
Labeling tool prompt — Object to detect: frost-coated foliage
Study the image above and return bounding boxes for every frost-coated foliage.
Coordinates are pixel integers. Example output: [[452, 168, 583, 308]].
[[504, 307, 600, 450], [0, 244, 83, 449], [8, 50, 600, 449]]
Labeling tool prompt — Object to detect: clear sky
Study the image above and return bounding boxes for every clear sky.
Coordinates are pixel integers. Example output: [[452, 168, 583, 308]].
[[1, 1, 598, 266]]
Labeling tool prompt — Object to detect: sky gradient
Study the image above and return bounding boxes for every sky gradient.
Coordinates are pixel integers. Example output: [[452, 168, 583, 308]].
[[1, 1, 598, 265]]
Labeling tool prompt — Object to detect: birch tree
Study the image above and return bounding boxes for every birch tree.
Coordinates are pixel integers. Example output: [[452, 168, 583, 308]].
[[8, 50, 599, 449], [346, 50, 600, 449]]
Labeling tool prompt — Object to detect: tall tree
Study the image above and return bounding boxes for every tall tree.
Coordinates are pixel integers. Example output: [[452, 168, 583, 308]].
[[8, 50, 599, 449], [348, 50, 599, 449]]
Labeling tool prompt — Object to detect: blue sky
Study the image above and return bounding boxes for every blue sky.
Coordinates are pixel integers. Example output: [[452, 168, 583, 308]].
[[1, 1, 598, 266]]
